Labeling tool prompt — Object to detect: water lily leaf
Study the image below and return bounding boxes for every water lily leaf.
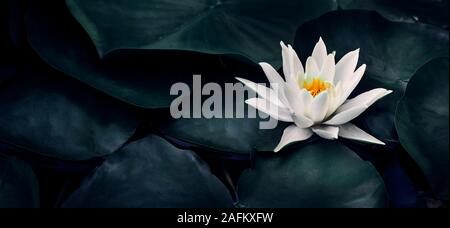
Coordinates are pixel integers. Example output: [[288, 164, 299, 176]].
[[26, 0, 291, 156], [65, 0, 337, 67], [238, 141, 389, 208], [396, 58, 449, 200], [338, 0, 449, 28], [63, 135, 234, 208], [236, 141, 388, 208], [0, 155, 40, 208], [26, 0, 263, 108], [294, 10, 449, 143], [0, 62, 138, 161], [154, 108, 289, 157]]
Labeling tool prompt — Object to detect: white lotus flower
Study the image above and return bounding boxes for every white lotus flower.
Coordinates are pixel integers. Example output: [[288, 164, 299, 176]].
[[236, 38, 392, 152]]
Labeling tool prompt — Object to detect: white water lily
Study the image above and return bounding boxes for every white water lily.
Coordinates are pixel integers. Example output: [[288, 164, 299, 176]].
[[236, 38, 392, 152]]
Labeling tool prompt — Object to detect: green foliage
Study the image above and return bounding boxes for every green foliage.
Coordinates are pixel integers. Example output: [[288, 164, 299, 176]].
[[0, 0, 447, 208], [396, 58, 449, 200]]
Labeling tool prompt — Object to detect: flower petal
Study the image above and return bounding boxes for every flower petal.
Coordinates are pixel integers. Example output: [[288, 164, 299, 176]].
[[281, 42, 304, 86], [323, 105, 368, 126], [283, 85, 314, 128], [324, 88, 392, 125], [325, 82, 343, 118], [245, 98, 292, 122], [309, 91, 329, 123], [312, 37, 328, 67], [339, 88, 393, 111], [293, 114, 314, 129], [301, 88, 314, 108], [312, 125, 339, 140], [274, 125, 313, 152], [305, 57, 320, 77], [283, 84, 303, 114], [339, 64, 366, 106], [259, 62, 285, 89], [339, 123, 385, 145], [334, 49, 359, 85], [320, 54, 336, 83], [236, 77, 287, 109]]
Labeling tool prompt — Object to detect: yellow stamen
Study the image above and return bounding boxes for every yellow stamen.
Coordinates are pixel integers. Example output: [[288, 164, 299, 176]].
[[302, 78, 331, 97]]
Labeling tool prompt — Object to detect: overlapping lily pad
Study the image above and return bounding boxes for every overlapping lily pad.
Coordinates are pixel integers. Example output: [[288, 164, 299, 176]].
[[66, 0, 337, 67], [294, 10, 449, 142], [0, 62, 138, 161], [26, 0, 266, 109], [63, 135, 234, 208], [0, 155, 40, 208], [396, 58, 449, 200], [236, 141, 388, 208]]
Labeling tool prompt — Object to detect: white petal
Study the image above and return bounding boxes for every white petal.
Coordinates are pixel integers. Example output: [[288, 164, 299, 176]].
[[334, 49, 359, 85], [236, 77, 287, 109], [259, 62, 285, 89], [312, 125, 339, 140], [312, 37, 328, 67], [301, 88, 314, 116], [274, 125, 313, 152], [339, 123, 385, 145], [288, 45, 305, 77], [339, 88, 393, 111], [281, 42, 304, 86], [323, 106, 368, 126], [324, 88, 392, 125], [309, 91, 329, 123], [325, 82, 343, 118], [293, 114, 314, 129], [305, 57, 320, 76], [245, 98, 292, 122], [339, 64, 366, 105], [283, 84, 303, 114], [275, 85, 290, 111], [283, 85, 314, 128], [320, 54, 336, 83]]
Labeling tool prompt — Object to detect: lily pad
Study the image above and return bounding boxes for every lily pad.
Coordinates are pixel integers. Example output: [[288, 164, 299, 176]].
[[396, 58, 449, 200], [26, 0, 293, 156], [236, 141, 388, 208], [338, 0, 449, 28], [155, 108, 290, 157], [66, 0, 337, 67], [294, 10, 449, 142], [0, 62, 138, 161], [63, 135, 234, 208], [0, 155, 40, 208], [26, 0, 263, 108]]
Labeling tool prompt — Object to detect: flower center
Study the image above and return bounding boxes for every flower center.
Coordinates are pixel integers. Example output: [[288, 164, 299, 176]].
[[302, 78, 331, 97]]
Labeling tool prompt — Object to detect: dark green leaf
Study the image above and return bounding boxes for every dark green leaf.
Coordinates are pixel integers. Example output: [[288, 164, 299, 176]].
[[155, 109, 290, 156], [396, 58, 449, 200], [26, 0, 290, 156], [63, 135, 234, 208], [26, 0, 263, 108], [237, 141, 388, 208], [0, 155, 39, 208], [339, 0, 449, 28], [0, 63, 138, 161], [66, 0, 337, 67], [294, 10, 449, 143]]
